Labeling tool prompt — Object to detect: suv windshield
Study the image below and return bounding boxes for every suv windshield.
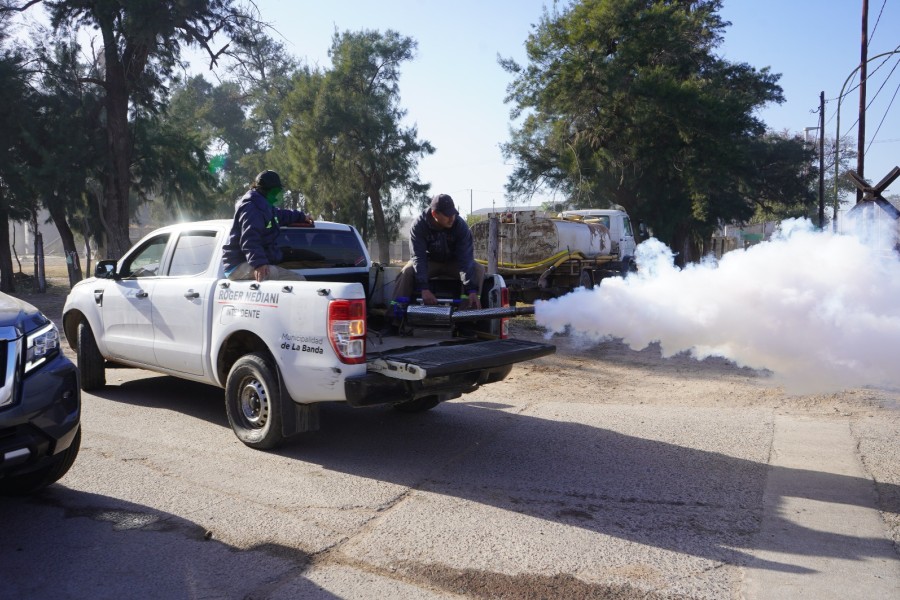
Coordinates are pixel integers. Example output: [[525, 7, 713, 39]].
[[276, 228, 368, 269]]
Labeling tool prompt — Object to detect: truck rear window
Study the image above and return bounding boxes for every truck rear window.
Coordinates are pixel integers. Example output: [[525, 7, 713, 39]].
[[276, 228, 368, 269]]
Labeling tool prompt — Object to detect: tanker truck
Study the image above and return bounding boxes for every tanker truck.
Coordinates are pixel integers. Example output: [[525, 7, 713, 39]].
[[471, 208, 637, 304]]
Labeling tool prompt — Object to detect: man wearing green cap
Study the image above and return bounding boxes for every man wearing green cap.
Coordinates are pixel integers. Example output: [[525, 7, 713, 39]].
[[222, 170, 314, 281]]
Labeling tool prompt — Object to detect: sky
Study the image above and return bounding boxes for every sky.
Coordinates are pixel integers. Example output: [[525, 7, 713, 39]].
[[199, 0, 899, 218], [20, 1, 898, 217]]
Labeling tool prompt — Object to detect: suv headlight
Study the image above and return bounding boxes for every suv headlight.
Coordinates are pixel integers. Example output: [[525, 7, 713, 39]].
[[25, 322, 60, 374]]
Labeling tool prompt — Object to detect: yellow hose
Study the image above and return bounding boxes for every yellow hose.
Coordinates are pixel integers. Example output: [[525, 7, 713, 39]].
[[476, 251, 588, 274]]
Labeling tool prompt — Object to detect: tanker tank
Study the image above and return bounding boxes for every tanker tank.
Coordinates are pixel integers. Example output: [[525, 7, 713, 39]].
[[471, 211, 612, 266]]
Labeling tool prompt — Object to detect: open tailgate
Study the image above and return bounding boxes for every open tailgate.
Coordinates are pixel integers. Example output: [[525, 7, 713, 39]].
[[344, 338, 555, 407], [369, 338, 556, 380]]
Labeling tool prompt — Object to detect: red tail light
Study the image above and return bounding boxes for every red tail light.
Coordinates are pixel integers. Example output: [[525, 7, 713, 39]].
[[328, 299, 366, 364]]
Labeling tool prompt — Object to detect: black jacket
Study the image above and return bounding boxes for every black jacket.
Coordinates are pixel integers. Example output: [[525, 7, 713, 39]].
[[222, 190, 307, 271], [408, 210, 478, 293]]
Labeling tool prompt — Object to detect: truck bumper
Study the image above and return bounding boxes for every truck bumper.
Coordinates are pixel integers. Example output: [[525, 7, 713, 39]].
[[0, 354, 81, 477], [345, 338, 555, 407]]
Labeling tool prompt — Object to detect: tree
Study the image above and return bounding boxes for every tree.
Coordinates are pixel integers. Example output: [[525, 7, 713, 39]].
[[29, 33, 106, 285], [164, 25, 302, 216], [0, 9, 37, 292], [501, 0, 805, 262], [280, 29, 434, 264], [36, 0, 246, 257]]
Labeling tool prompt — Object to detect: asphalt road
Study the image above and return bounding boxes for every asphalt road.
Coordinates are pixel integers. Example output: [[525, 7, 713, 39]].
[[2, 345, 899, 599]]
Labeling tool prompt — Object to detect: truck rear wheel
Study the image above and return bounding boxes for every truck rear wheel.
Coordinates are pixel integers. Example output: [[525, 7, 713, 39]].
[[77, 321, 106, 391], [225, 353, 284, 450]]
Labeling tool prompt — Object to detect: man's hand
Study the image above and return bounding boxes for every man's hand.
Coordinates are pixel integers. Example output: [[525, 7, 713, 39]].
[[254, 264, 269, 282], [467, 291, 480, 310], [421, 289, 438, 305]]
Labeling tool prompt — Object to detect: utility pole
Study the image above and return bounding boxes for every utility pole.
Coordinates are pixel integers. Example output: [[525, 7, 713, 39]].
[[857, 0, 868, 202], [818, 91, 825, 228]]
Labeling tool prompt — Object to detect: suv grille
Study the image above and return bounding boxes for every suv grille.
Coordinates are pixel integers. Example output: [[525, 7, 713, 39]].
[[0, 327, 20, 408]]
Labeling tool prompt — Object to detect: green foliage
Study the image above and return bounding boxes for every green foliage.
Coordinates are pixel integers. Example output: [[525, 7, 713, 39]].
[[0, 34, 35, 220], [278, 29, 434, 263], [37, 0, 247, 255], [501, 0, 813, 260]]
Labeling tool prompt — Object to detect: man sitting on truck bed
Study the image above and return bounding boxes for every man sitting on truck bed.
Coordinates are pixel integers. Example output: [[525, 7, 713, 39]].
[[222, 170, 315, 282], [393, 193, 485, 310]]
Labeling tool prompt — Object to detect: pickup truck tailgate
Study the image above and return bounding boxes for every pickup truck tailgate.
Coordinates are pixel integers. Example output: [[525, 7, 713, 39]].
[[344, 338, 555, 407], [370, 338, 555, 380]]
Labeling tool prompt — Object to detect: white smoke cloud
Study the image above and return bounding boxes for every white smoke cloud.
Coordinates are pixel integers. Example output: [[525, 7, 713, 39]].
[[534, 218, 900, 393]]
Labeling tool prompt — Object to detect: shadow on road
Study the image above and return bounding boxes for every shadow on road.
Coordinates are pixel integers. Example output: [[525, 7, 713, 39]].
[[89, 369, 899, 576], [0, 487, 338, 600]]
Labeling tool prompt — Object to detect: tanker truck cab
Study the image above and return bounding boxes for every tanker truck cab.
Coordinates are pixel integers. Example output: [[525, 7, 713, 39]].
[[558, 209, 636, 262]]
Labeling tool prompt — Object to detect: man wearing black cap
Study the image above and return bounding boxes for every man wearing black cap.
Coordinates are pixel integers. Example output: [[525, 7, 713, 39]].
[[222, 170, 314, 281], [392, 193, 484, 309]]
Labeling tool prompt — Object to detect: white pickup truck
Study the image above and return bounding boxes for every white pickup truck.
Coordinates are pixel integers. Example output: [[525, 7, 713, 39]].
[[62, 219, 554, 449]]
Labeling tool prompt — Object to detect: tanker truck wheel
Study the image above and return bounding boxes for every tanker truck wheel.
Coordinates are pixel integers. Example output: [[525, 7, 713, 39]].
[[579, 268, 595, 289]]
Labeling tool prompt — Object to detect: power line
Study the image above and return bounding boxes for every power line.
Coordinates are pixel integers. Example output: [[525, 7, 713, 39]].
[[868, 0, 888, 47], [866, 77, 900, 154], [840, 53, 900, 139]]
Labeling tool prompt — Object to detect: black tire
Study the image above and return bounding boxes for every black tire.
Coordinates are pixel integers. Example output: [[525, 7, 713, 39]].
[[77, 321, 106, 391], [393, 395, 441, 413], [224, 353, 284, 450], [0, 427, 81, 496], [578, 268, 595, 289]]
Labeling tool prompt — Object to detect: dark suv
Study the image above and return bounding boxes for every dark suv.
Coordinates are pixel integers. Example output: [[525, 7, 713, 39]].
[[0, 291, 80, 494]]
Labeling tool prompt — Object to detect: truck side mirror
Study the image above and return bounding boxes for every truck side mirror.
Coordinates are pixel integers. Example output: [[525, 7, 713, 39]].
[[95, 260, 118, 279], [638, 221, 648, 238]]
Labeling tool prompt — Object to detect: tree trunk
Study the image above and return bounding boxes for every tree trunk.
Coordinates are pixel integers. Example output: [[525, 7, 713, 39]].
[[46, 199, 83, 286], [97, 14, 134, 259], [33, 228, 46, 294], [82, 216, 93, 277], [0, 195, 15, 293], [368, 187, 390, 265], [104, 70, 134, 257], [670, 224, 691, 268]]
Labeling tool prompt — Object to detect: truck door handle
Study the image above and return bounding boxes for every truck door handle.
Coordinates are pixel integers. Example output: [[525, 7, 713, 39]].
[[136, 290, 149, 298], [184, 290, 200, 299]]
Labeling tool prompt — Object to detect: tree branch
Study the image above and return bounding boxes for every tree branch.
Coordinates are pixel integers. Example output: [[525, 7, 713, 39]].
[[0, 0, 44, 14]]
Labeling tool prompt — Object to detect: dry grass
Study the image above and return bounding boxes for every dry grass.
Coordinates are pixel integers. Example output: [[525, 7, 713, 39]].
[[9, 256, 73, 326]]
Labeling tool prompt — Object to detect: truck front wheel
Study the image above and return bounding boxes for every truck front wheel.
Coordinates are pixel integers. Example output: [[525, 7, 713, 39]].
[[77, 321, 105, 391], [225, 353, 284, 450]]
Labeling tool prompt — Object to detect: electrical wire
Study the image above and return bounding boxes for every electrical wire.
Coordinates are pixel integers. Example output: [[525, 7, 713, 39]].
[[868, 0, 888, 47], [865, 77, 900, 155], [840, 53, 900, 139]]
